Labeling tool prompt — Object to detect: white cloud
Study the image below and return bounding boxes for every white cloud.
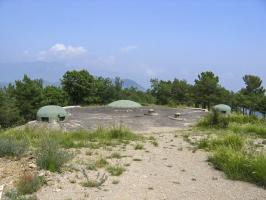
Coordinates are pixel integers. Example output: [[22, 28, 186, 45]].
[[120, 45, 138, 53], [37, 43, 87, 61]]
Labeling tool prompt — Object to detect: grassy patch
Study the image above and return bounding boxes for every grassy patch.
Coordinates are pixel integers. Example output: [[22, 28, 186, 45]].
[[229, 122, 266, 138], [196, 133, 266, 187], [197, 112, 266, 138], [197, 134, 245, 151], [1, 126, 143, 149], [209, 147, 266, 186], [35, 138, 72, 172], [106, 165, 125, 176]]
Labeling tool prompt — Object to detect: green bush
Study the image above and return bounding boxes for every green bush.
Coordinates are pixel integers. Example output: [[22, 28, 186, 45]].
[[0, 137, 28, 157], [197, 110, 229, 128], [35, 138, 71, 172]]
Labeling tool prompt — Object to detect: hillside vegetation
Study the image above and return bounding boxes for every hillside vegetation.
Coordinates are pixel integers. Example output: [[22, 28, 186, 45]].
[[194, 112, 266, 187]]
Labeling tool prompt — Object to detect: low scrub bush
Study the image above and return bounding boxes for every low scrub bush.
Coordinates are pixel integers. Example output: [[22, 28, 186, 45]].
[[197, 110, 229, 128], [16, 173, 45, 195], [35, 138, 71, 172], [0, 137, 28, 157]]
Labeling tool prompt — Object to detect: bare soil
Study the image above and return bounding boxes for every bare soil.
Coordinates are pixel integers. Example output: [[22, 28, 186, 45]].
[[34, 131, 266, 200]]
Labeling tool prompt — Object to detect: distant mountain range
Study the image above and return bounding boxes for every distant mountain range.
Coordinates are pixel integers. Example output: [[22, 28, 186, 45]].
[[0, 79, 145, 91]]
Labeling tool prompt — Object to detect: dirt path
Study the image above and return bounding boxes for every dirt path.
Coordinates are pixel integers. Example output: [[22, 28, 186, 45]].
[[36, 131, 266, 200]]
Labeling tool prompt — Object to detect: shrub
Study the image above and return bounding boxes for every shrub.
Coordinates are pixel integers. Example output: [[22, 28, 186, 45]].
[[35, 138, 71, 172], [16, 173, 45, 195], [197, 110, 229, 128], [0, 137, 28, 157]]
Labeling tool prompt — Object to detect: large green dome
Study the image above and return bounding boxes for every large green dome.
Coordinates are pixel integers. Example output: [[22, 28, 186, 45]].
[[107, 100, 142, 108], [37, 105, 67, 122]]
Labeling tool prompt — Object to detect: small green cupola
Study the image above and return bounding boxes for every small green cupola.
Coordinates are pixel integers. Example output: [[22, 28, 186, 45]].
[[37, 105, 67, 122], [213, 104, 231, 115]]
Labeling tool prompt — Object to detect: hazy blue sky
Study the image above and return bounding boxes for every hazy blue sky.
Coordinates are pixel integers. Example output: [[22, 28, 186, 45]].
[[0, 0, 266, 90]]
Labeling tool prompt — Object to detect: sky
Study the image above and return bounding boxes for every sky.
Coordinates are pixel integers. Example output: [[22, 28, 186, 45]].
[[0, 0, 266, 90]]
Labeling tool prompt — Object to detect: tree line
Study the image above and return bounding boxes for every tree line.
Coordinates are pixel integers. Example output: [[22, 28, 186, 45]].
[[0, 69, 265, 128]]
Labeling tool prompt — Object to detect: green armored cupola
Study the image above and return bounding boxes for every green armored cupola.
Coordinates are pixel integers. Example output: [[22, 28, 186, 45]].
[[213, 104, 231, 114], [37, 105, 67, 122]]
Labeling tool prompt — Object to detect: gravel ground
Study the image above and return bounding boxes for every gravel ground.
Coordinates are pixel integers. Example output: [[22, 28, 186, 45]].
[[36, 131, 266, 200]]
